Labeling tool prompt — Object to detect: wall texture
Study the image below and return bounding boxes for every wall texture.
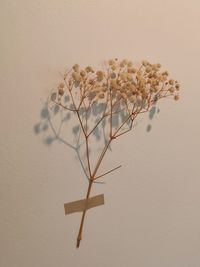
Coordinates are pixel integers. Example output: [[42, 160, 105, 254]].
[[1, 1, 200, 266]]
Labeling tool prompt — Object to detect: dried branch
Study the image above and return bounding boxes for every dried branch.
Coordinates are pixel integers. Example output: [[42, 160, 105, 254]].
[[49, 58, 180, 248], [93, 165, 122, 180]]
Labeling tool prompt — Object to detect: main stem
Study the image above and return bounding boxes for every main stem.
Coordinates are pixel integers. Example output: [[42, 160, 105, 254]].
[[76, 138, 112, 248], [76, 179, 93, 248]]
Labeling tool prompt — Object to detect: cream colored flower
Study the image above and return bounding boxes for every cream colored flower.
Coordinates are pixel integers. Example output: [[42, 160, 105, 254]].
[[98, 93, 105, 99], [127, 61, 133, 67], [96, 70, 104, 81], [80, 70, 86, 77], [127, 73, 133, 81], [85, 66, 94, 73], [58, 83, 65, 89], [174, 95, 179, 101], [58, 88, 64, 96], [130, 95, 136, 103], [169, 87, 175, 93], [72, 72, 81, 82], [145, 66, 152, 73], [142, 60, 148, 66], [108, 59, 115, 66], [73, 64, 80, 72]]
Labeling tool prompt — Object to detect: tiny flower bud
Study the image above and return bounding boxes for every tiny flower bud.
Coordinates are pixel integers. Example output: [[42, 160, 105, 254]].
[[108, 59, 115, 66], [72, 64, 80, 72], [59, 83, 65, 88], [169, 87, 175, 93], [58, 88, 64, 96], [80, 70, 86, 77], [72, 72, 81, 82], [98, 93, 105, 99]]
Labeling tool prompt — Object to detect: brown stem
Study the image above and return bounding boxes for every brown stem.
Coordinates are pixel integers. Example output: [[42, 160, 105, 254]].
[[76, 138, 112, 248], [93, 164, 122, 180], [76, 179, 93, 248]]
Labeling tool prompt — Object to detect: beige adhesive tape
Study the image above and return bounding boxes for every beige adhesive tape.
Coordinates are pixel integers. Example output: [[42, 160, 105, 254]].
[[64, 194, 104, 215]]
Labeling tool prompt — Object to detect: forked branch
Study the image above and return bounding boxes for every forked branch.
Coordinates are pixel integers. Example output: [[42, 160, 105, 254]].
[[49, 58, 180, 248]]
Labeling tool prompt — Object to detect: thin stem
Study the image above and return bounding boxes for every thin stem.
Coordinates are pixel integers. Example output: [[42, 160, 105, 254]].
[[109, 88, 113, 138], [85, 137, 92, 177], [76, 137, 113, 248], [93, 165, 122, 180], [113, 113, 132, 137], [53, 100, 76, 112], [92, 138, 113, 178], [87, 112, 107, 138], [115, 126, 132, 138], [76, 179, 93, 248]]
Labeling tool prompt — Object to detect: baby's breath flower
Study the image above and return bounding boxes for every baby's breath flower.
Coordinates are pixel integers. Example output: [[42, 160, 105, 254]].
[[96, 70, 104, 81], [85, 66, 94, 73], [152, 72, 158, 79], [72, 72, 81, 82], [145, 66, 152, 73], [152, 64, 159, 71], [111, 65, 117, 71], [130, 95, 136, 103], [130, 84, 137, 91], [88, 79, 95, 85], [120, 72, 127, 81], [102, 85, 107, 92], [96, 70, 104, 76], [80, 70, 86, 77], [58, 83, 65, 88], [110, 79, 118, 89], [130, 67, 137, 73], [122, 59, 128, 65], [127, 68, 132, 73], [73, 64, 80, 72], [174, 95, 179, 101], [121, 93, 127, 99], [136, 95, 143, 104], [142, 60, 148, 66], [110, 72, 116, 79], [162, 71, 169, 76], [127, 73, 133, 81], [95, 86, 102, 93], [169, 87, 175, 93], [108, 59, 115, 66], [127, 61, 133, 67], [142, 92, 148, 99], [53, 59, 180, 130], [119, 61, 125, 68], [160, 75, 167, 82], [98, 93, 105, 99], [126, 90, 132, 97], [138, 77, 145, 86], [153, 87, 159, 93], [58, 88, 64, 96]]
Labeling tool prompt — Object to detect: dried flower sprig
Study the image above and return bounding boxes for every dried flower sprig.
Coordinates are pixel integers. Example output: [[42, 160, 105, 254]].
[[50, 58, 180, 247]]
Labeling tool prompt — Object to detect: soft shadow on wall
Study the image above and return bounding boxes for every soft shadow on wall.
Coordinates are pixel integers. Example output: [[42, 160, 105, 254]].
[[33, 95, 159, 183]]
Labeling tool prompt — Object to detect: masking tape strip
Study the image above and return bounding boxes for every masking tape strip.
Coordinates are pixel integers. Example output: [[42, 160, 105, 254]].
[[64, 194, 104, 215]]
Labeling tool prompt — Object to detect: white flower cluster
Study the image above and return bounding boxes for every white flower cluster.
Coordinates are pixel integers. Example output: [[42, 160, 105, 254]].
[[55, 59, 180, 112]]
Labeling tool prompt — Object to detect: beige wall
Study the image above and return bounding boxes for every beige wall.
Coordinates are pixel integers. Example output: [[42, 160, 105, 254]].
[[1, 0, 200, 266]]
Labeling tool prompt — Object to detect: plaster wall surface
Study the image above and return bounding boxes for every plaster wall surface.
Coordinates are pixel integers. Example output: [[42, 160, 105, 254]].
[[1, 1, 200, 266]]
